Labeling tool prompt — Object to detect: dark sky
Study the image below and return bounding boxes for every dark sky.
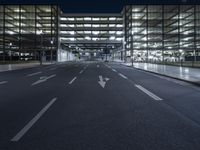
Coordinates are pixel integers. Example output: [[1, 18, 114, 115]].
[[1, 0, 200, 13]]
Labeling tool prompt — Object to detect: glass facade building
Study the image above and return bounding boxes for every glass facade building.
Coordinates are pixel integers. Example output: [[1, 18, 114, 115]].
[[124, 5, 200, 63], [0, 5, 59, 61], [59, 13, 123, 58], [1, 4, 200, 63]]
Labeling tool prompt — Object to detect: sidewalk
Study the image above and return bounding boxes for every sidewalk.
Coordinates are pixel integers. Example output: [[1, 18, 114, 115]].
[[0, 61, 54, 72], [125, 62, 200, 85]]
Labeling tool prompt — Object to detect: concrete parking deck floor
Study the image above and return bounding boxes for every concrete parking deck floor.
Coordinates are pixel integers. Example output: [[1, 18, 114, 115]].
[[125, 62, 200, 84]]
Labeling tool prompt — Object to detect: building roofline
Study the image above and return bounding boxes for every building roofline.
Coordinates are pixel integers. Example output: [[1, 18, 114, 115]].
[[61, 13, 122, 17]]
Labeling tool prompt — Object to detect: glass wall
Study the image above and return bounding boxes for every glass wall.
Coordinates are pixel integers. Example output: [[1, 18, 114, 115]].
[[0, 5, 59, 61], [124, 5, 200, 63], [60, 14, 123, 53]]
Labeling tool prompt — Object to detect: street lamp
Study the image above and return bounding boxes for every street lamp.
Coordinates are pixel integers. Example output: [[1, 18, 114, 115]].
[[39, 30, 44, 65], [9, 42, 12, 61], [124, 41, 127, 62], [50, 40, 53, 63], [112, 45, 115, 61]]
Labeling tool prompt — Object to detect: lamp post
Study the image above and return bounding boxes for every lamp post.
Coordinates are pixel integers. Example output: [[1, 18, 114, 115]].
[[124, 41, 126, 63], [39, 30, 44, 65], [50, 40, 53, 63], [9, 42, 12, 62], [112, 45, 115, 61]]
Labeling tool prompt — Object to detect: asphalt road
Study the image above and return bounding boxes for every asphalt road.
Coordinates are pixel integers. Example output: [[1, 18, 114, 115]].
[[1, 61, 200, 150]]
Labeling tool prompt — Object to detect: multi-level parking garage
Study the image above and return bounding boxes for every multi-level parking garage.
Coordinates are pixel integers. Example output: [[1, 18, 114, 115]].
[[0, 5, 59, 61], [124, 5, 200, 63], [2, 3, 200, 150], [59, 13, 123, 60], [1, 4, 200, 63]]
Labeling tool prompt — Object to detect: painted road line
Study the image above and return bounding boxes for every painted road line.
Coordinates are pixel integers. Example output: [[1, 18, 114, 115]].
[[118, 73, 128, 79], [0, 81, 8, 85], [11, 97, 57, 142], [27, 72, 42, 77], [112, 69, 117, 72], [79, 70, 84, 74], [135, 84, 163, 101], [69, 77, 77, 84], [31, 74, 56, 86]]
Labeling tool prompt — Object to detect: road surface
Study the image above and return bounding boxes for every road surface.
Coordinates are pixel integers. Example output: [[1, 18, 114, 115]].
[[1, 61, 200, 150]]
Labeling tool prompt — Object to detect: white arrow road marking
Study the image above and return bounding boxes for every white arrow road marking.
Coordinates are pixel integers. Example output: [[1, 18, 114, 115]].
[[11, 97, 57, 142], [31, 74, 56, 86], [69, 77, 77, 84], [79, 70, 84, 74], [0, 81, 8, 85], [98, 75, 110, 88], [112, 69, 117, 72], [27, 72, 42, 77], [105, 77, 110, 81], [135, 84, 163, 101], [118, 73, 128, 79]]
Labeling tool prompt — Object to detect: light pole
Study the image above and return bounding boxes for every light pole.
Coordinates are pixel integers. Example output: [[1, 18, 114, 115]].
[[50, 40, 53, 63], [112, 45, 115, 61], [9, 42, 12, 62], [124, 41, 126, 63], [39, 30, 44, 65]]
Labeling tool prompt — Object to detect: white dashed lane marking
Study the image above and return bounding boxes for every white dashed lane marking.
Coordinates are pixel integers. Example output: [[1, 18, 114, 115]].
[[118, 73, 128, 79], [0, 81, 8, 85], [69, 77, 77, 85], [11, 97, 58, 142], [27, 72, 42, 77], [135, 84, 163, 101]]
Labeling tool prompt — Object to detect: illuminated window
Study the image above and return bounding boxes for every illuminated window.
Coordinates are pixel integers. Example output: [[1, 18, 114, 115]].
[[84, 24, 91, 27], [76, 18, 83, 21], [116, 31, 123, 35], [92, 24, 100, 27], [101, 18, 108, 21], [92, 18, 100, 21], [101, 24, 107, 27], [77, 24, 84, 27], [116, 24, 123, 27], [109, 24, 115, 27], [69, 31, 75, 35], [92, 31, 99, 35], [68, 24, 75, 27], [84, 17, 91, 21], [60, 31, 68, 34], [84, 31, 91, 34], [109, 17, 116, 20], [67, 18, 74, 21], [110, 36, 115, 40], [60, 24, 67, 27], [61, 17, 67, 21], [116, 38, 122, 41], [85, 36, 91, 40], [109, 31, 115, 34]]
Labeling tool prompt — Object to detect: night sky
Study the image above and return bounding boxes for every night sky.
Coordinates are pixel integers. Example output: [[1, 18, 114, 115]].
[[1, 0, 200, 13]]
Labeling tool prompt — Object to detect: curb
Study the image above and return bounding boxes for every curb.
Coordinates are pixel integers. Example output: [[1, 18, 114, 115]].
[[0, 63, 54, 73], [124, 65, 200, 87]]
